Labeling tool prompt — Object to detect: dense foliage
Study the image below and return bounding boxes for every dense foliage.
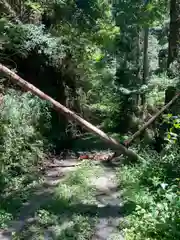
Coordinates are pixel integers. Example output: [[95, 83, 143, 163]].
[[0, 90, 51, 227], [0, 90, 50, 191], [119, 147, 180, 240]]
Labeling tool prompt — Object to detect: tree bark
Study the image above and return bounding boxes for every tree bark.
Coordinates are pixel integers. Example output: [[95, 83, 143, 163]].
[[0, 63, 140, 161], [167, 0, 180, 68], [135, 29, 141, 106], [141, 24, 149, 105]]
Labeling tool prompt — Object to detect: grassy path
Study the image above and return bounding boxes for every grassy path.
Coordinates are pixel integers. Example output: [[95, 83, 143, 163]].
[[0, 156, 124, 240]]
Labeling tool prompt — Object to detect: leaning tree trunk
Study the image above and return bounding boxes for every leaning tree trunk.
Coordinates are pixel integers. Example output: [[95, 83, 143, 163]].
[[1, 63, 179, 160], [125, 92, 180, 146], [0, 63, 140, 161], [167, 0, 180, 69]]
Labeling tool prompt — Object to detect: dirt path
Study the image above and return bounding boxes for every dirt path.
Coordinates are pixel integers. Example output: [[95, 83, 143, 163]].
[[0, 158, 81, 240], [90, 166, 124, 240], [0, 157, 124, 240]]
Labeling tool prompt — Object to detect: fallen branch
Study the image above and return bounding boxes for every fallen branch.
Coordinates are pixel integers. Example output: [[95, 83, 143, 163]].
[[0, 63, 140, 161], [125, 92, 180, 146]]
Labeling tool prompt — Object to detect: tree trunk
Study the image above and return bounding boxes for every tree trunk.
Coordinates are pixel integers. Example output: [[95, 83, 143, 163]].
[[167, 0, 180, 68], [125, 92, 180, 146], [141, 26, 149, 105], [135, 28, 142, 106], [0, 63, 140, 161]]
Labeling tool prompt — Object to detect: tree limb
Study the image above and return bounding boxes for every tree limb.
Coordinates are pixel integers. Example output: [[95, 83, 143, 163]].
[[0, 63, 141, 161], [125, 92, 180, 146]]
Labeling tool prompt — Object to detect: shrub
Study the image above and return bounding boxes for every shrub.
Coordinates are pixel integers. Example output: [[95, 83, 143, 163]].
[[0, 89, 51, 193], [118, 147, 180, 240]]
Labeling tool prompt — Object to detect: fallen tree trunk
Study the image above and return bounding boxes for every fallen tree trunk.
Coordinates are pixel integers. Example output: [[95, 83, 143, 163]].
[[0, 63, 139, 161], [125, 92, 180, 146]]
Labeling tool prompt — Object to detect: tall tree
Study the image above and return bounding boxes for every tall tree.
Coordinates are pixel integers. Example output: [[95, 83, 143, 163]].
[[113, 0, 144, 132], [167, 0, 180, 68], [141, 0, 149, 106]]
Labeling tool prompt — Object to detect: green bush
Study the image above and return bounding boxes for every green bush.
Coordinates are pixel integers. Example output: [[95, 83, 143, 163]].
[[0, 89, 51, 193], [118, 148, 180, 240]]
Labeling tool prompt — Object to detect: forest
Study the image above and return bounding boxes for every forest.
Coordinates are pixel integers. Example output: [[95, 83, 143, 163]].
[[0, 0, 180, 239]]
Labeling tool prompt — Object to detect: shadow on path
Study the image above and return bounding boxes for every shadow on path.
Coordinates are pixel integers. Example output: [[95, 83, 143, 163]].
[[0, 154, 134, 240]]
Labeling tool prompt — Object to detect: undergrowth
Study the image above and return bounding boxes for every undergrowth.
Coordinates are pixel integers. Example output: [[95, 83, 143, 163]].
[[14, 161, 103, 240], [118, 147, 180, 240], [0, 89, 51, 227]]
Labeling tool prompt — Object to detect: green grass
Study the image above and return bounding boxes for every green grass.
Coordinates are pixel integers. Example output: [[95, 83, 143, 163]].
[[116, 148, 180, 240], [0, 174, 43, 229], [13, 161, 103, 240]]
